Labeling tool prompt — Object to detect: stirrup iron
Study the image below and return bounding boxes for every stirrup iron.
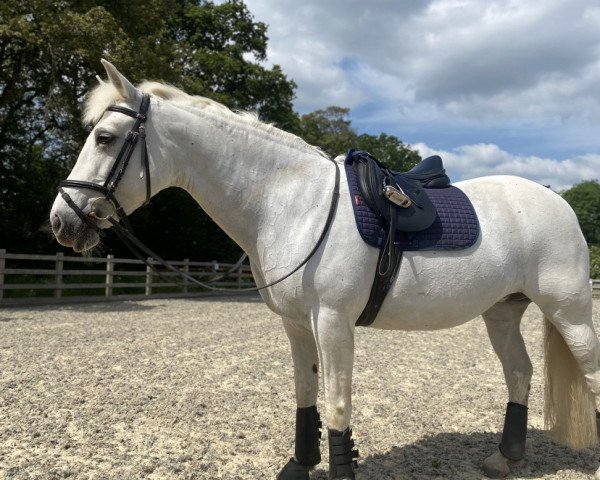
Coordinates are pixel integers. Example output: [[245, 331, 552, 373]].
[[383, 185, 412, 208]]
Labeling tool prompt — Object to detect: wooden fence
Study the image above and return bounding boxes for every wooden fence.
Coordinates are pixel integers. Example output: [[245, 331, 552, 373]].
[[0, 249, 255, 306], [1, 249, 599, 307]]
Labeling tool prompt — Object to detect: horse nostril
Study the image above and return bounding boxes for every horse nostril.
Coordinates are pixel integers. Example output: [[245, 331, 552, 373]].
[[51, 213, 62, 234]]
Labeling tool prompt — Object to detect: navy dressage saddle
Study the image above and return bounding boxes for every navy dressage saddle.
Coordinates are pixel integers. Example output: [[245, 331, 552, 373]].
[[355, 151, 450, 233]]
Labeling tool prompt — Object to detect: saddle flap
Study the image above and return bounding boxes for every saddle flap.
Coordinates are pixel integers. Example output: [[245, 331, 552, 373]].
[[391, 176, 437, 232]]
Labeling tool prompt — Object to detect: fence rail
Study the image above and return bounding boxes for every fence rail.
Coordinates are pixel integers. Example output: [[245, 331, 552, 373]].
[[0, 249, 255, 306], [1, 249, 599, 307]]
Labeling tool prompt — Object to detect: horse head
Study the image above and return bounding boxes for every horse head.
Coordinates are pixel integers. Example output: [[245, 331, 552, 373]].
[[50, 60, 163, 252]]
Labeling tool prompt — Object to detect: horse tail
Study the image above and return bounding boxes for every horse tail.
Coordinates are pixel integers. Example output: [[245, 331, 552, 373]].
[[543, 316, 597, 448]]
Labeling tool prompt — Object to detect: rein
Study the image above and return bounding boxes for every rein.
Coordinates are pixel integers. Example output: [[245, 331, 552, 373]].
[[58, 94, 340, 293]]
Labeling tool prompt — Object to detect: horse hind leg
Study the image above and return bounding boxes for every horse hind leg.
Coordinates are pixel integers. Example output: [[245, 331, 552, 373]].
[[531, 285, 600, 478], [481, 295, 533, 478]]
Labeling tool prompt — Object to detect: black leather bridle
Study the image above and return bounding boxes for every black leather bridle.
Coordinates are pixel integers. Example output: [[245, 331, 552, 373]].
[[57, 93, 340, 292], [59, 94, 151, 235]]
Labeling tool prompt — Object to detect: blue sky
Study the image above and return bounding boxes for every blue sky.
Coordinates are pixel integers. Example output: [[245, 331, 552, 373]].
[[243, 0, 600, 190]]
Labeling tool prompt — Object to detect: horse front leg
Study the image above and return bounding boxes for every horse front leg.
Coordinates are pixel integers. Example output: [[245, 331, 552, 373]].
[[314, 310, 359, 480], [277, 317, 322, 480]]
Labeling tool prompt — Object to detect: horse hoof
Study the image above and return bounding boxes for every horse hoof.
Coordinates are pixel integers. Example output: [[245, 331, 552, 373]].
[[482, 450, 511, 478], [594, 465, 600, 480], [276, 458, 311, 480]]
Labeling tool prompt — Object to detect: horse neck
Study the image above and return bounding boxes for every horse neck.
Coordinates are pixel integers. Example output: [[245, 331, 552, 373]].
[[160, 103, 335, 271]]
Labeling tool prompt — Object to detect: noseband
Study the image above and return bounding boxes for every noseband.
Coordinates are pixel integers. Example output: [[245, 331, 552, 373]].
[[57, 92, 340, 292], [59, 94, 151, 235]]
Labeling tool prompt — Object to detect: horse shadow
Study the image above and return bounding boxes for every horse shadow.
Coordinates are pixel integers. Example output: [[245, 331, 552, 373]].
[[310, 429, 598, 479]]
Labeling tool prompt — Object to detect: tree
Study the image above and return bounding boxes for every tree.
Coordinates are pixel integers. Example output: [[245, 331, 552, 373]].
[[2, 0, 423, 260], [354, 132, 421, 172], [562, 180, 600, 279], [562, 180, 600, 246], [298, 106, 357, 158], [298, 106, 420, 170], [590, 245, 600, 280], [0, 0, 298, 260]]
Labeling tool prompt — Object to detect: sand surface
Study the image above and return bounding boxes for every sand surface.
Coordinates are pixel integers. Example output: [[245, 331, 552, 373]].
[[1, 297, 599, 480]]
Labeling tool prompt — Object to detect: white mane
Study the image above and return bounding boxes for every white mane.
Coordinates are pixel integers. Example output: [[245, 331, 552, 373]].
[[84, 80, 328, 158]]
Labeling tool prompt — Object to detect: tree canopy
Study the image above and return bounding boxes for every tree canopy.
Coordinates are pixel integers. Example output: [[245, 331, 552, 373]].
[[561, 180, 600, 278], [1, 0, 297, 260], [298, 106, 420, 171], [562, 180, 600, 246], [1, 0, 421, 261]]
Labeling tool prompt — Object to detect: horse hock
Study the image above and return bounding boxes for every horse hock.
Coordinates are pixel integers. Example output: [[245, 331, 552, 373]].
[[277, 406, 322, 480]]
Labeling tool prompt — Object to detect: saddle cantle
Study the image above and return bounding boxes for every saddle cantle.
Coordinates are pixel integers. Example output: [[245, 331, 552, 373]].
[[355, 151, 450, 233]]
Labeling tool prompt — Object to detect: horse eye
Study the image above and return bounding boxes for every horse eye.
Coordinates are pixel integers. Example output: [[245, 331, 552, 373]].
[[96, 132, 114, 145]]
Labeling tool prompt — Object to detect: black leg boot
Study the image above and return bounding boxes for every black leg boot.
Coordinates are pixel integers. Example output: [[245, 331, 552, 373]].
[[328, 428, 359, 480], [499, 402, 528, 461], [277, 406, 322, 480]]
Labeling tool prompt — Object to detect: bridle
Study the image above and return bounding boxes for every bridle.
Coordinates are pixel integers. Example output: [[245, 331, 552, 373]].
[[59, 94, 151, 234], [57, 93, 340, 292]]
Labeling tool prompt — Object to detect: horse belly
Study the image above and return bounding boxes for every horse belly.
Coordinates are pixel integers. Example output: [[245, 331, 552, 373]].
[[373, 255, 505, 331], [372, 290, 493, 331]]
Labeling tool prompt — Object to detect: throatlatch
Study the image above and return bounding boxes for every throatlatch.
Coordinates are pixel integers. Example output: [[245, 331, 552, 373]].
[[499, 402, 528, 460], [328, 428, 359, 479], [277, 406, 322, 480]]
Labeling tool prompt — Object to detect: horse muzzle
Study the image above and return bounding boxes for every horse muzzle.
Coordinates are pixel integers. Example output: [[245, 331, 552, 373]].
[[50, 203, 102, 253]]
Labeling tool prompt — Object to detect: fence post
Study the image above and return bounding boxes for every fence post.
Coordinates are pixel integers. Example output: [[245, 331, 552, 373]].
[[54, 252, 64, 298], [145, 258, 153, 295], [183, 258, 190, 294], [105, 254, 114, 297], [0, 248, 5, 300], [237, 264, 243, 289]]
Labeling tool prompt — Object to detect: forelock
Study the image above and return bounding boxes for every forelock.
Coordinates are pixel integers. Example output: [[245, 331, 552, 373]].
[[83, 82, 124, 125]]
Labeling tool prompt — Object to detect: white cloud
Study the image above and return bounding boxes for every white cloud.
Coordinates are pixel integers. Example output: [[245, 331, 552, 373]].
[[414, 142, 600, 191], [243, 0, 600, 186], [246, 0, 600, 120]]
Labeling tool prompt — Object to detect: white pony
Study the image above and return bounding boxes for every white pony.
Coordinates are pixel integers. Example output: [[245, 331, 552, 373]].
[[51, 60, 600, 479]]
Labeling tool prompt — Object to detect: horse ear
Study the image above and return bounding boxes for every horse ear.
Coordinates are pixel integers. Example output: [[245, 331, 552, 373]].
[[101, 59, 139, 100]]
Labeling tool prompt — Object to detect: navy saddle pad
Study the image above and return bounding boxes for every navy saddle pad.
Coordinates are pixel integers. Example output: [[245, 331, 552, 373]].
[[344, 153, 480, 251]]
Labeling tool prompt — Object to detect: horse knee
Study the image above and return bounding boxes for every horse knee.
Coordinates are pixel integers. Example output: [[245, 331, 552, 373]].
[[326, 401, 352, 431]]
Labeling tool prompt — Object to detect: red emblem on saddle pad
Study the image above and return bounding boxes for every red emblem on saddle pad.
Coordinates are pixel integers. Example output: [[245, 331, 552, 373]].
[[354, 194, 361, 206]]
